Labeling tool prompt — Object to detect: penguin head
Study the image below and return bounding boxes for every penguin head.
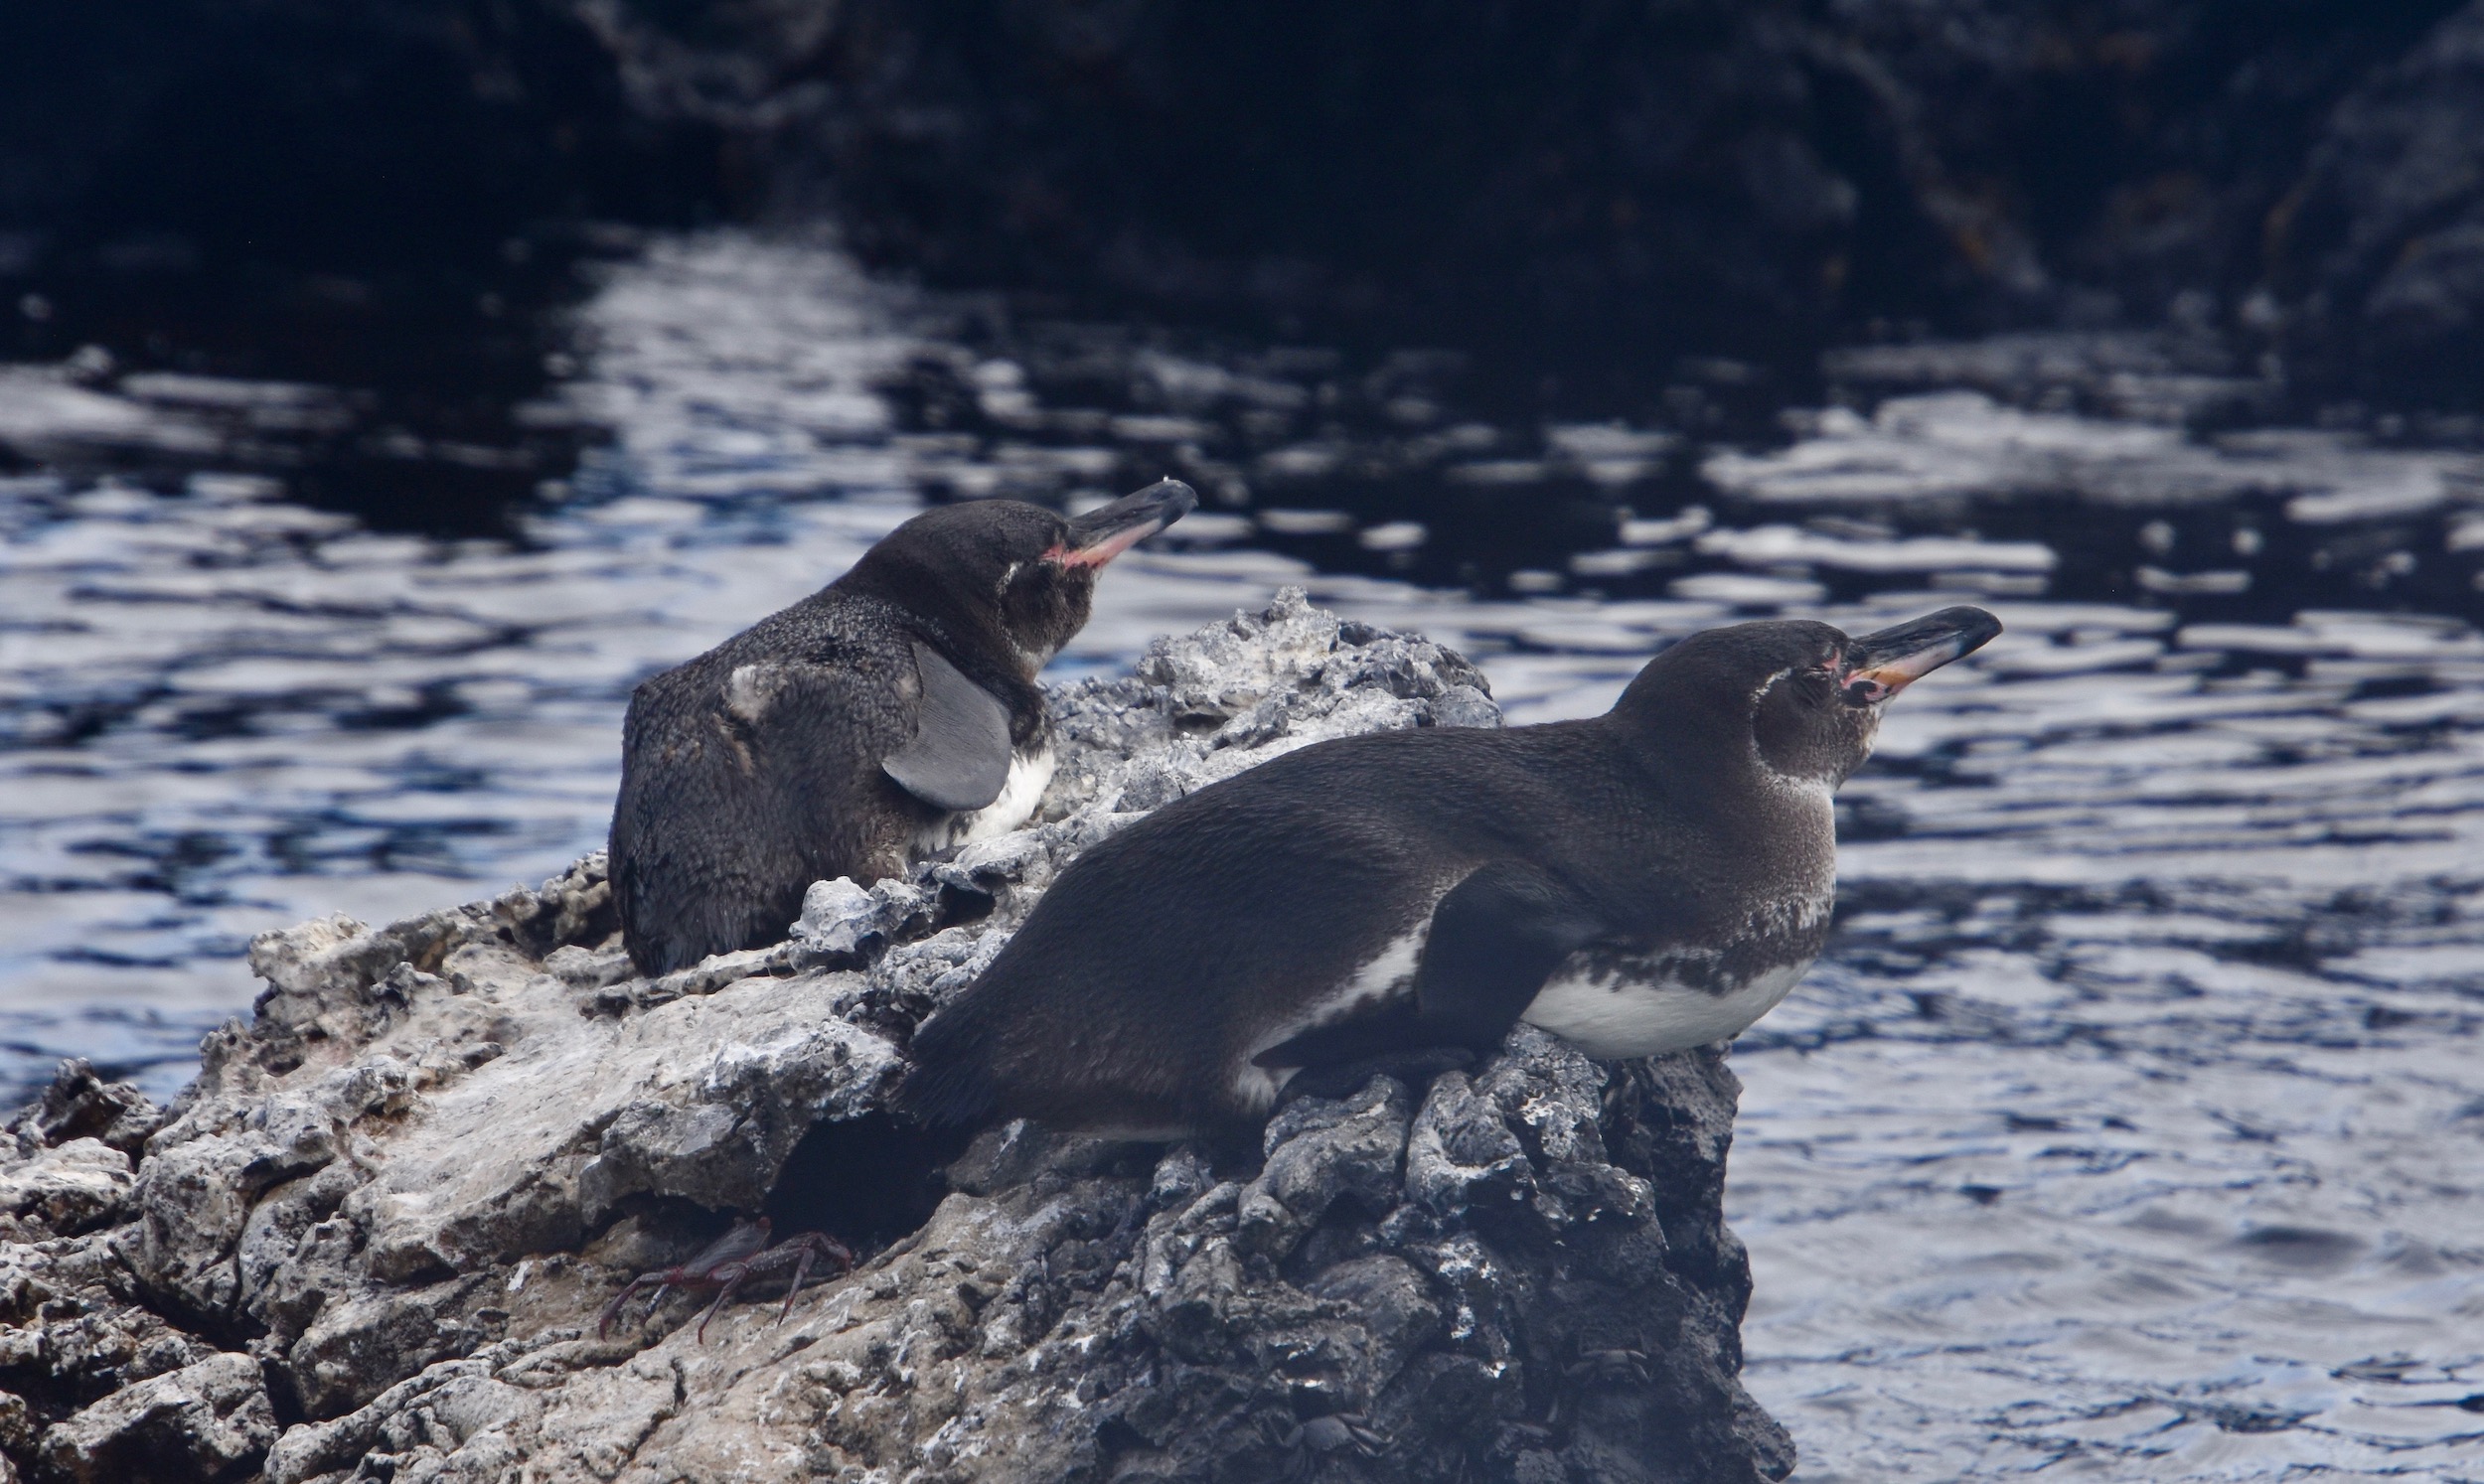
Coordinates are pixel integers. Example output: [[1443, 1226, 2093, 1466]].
[[1622, 606, 2001, 785], [841, 479, 1197, 675]]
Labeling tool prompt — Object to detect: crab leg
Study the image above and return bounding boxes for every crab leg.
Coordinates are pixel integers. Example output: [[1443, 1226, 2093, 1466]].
[[693, 1261, 753, 1345], [775, 1248, 814, 1324], [597, 1273, 670, 1338]]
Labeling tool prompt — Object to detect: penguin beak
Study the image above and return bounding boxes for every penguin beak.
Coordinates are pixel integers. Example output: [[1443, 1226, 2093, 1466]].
[[1049, 479, 1199, 567], [1839, 606, 2003, 704]]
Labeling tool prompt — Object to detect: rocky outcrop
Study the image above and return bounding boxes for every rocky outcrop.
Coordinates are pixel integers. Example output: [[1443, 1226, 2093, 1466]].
[[0, 593, 1790, 1483], [686, 0, 2484, 393], [0, 0, 721, 532], [11, 2, 2484, 410], [2266, 0, 2484, 404]]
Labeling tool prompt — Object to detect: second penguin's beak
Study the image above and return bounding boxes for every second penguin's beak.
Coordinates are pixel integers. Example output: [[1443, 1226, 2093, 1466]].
[[1840, 606, 2003, 705], [1049, 479, 1199, 566]]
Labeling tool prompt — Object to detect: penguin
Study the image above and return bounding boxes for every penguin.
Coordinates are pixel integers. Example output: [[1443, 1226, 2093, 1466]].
[[897, 606, 2001, 1137], [610, 479, 1197, 974]]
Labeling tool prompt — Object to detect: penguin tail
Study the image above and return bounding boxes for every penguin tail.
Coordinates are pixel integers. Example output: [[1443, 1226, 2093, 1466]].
[[893, 1019, 998, 1129], [892, 1060, 997, 1128]]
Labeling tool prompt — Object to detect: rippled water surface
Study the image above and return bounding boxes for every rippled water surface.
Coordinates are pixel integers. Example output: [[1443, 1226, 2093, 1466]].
[[4, 233, 2481, 1479]]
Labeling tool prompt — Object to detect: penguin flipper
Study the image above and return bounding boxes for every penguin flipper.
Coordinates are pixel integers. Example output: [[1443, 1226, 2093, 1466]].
[[881, 641, 1013, 812], [1254, 860, 1607, 1069]]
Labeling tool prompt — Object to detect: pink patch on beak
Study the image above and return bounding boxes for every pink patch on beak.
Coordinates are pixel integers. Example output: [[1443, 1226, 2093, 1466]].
[[1840, 644, 1966, 703], [1046, 519, 1166, 567]]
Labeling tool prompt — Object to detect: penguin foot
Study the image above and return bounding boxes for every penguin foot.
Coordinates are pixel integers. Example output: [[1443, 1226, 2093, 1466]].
[[1276, 1046, 1475, 1109]]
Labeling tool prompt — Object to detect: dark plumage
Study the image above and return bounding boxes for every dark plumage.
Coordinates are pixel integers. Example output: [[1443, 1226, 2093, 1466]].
[[610, 480, 1195, 973], [898, 606, 2000, 1137]]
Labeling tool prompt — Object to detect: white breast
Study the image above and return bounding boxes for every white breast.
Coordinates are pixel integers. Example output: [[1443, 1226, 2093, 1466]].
[[911, 745, 1055, 853], [1227, 867, 1827, 1102], [1519, 955, 1812, 1060]]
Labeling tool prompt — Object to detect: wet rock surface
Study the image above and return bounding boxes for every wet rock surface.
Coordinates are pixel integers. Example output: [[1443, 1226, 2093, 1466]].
[[0, 594, 1789, 1483]]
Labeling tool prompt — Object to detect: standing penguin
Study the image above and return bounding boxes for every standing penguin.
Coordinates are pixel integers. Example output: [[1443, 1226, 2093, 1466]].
[[610, 479, 1196, 974], [898, 606, 2000, 1136]]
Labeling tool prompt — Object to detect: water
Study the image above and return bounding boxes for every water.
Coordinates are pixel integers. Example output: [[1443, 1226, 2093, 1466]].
[[3, 231, 2481, 1480]]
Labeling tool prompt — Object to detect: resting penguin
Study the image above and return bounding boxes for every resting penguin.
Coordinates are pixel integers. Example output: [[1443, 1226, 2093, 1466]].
[[898, 606, 2001, 1136], [610, 479, 1196, 974]]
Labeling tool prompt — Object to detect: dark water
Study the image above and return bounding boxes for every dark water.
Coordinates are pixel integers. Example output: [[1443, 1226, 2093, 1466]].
[[3, 232, 2481, 1479]]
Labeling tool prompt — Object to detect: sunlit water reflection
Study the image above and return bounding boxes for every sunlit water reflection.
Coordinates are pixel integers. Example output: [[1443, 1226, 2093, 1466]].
[[3, 233, 2480, 1479]]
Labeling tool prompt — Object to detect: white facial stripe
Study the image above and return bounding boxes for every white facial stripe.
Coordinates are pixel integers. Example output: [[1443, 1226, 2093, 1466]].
[[1749, 663, 1829, 790], [1747, 663, 1800, 709]]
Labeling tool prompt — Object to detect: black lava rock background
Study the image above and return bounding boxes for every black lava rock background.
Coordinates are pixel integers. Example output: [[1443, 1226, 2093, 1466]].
[[3, 0, 2480, 408]]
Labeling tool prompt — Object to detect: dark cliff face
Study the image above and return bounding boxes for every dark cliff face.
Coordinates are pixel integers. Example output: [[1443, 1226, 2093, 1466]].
[[0, 0, 734, 531], [4, 0, 2481, 409], [790, 2, 2467, 350], [0, 0, 731, 362], [2264, 2, 2484, 405], [768, 0, 2482, 397]]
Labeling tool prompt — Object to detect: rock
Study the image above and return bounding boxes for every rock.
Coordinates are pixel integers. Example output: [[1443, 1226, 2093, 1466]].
[[707, 0, 2473, 379], [6, 1063, 160, 1160], [0, 1, 733, 536], [2269, 0, 2484, 402], [0, 593, 1788, 1482], [0, 1143, 132, 1240], [16, 2, 2484, 413], [37, 1352, 274, 1484], [790, 875, 937, 965], [1431, 683, 1503, 730]]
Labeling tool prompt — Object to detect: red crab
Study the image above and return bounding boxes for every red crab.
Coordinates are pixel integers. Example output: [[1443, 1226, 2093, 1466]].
[[595, 1216, 854, 1344]]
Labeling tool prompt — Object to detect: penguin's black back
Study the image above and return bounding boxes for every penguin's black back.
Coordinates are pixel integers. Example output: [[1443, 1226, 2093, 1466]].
[[903, 712, 1809, 1134], [609, 591, 968, 974]]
